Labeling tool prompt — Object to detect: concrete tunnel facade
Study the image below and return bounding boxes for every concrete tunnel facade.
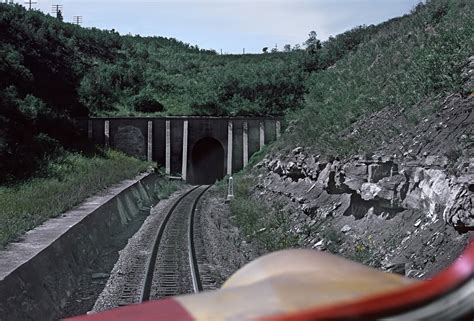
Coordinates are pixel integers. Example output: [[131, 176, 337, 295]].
[[79, 117, 282, 185]]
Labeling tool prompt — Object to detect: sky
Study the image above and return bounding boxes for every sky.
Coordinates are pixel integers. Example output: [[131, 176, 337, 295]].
[[12, 0, 422, 54]]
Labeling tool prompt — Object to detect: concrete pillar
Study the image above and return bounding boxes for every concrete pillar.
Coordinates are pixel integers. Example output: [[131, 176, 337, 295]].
[[165, 120, 171, 175], [227, 121, 233, 175], [276, 120, 281, 139], [87, 120, 93, 139], [243, 121, 249, 167], [104, 120, 110, 147], [147, 121, 153, 162], [181, 120, 189, 181], [259, 121, 265, 150]]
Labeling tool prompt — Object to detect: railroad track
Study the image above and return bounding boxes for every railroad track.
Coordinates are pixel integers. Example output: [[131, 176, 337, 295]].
[[117, 185, 214, 306]]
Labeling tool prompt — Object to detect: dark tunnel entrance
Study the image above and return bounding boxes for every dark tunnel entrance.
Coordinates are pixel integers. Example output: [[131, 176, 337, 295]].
[[190, 137, 225, 185]]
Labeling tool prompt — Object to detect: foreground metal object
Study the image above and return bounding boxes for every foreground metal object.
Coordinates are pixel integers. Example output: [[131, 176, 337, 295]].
[[66, 240, 474, 321], [262, 241, 474, 321]]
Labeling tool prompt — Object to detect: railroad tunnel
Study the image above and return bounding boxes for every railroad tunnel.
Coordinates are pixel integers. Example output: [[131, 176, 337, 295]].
[[190, 137, 225, 185], [83, 117, 282, 182]]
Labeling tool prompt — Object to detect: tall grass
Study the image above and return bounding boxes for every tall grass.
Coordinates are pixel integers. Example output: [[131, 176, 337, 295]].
[[288, 0, 474, 154], [229, 174, 299, 251], [0, 150, 150, 247]]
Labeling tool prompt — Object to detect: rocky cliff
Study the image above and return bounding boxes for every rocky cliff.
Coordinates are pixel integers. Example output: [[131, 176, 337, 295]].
[[245, 56, 473, 278]]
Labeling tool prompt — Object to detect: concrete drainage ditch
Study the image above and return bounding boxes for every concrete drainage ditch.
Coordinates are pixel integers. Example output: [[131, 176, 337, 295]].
[[0, 173, 178, 321]]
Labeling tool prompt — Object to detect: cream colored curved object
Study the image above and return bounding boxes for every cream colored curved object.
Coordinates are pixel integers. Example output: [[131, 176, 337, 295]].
[[176, 249, 413, 321]]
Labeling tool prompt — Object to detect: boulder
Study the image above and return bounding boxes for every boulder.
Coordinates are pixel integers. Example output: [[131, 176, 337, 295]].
[[368, 162, 394, 183], [443, 186, 474, 228], [425, 155, 448, 167], [343, 162, 368, 177]]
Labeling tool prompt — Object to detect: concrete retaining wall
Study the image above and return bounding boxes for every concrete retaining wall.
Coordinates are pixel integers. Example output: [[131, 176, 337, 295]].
[[0, 173, 166, 321], [77, 117, 282, 184]]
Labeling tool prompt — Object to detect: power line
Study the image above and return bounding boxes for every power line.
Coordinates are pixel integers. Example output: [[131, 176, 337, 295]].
[[24, 0, 37, 10], [51, 4, 63, 15], [73, 15, 83, 26], [51, 4, 63, 19]]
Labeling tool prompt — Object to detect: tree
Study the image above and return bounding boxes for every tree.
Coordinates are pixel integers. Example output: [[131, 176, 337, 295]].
[[304, 30, 322, 54], [262, 47, 268, 53], [284, 44, 291, 52], [56, 9, 63, 21], [131, 92, 164, 113]]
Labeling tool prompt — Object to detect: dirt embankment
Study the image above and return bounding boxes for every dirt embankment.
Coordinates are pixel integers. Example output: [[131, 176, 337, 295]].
[[197, 187, 262, 287]]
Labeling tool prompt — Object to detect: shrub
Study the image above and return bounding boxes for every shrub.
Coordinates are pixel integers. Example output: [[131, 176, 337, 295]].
[[131, 93, 165, 113], [287, 0, 474, 154]]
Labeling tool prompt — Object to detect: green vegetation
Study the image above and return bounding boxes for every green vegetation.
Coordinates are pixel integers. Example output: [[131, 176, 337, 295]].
[[288, 0, 474, 154], [2, 0, 471, 181], [317, 226, 344, 254], [82, 49, 306, 117], [229, 174, 299, 251], [0, 150, 149, 247], [351, 242, 375, 266], [1, 0, 472, 248], [155, 178, 180, 200], [0, 3, 376, 182]]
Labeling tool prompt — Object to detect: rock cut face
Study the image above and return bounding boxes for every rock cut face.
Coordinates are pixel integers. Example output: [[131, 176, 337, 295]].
[[113, 126, 146, 159]]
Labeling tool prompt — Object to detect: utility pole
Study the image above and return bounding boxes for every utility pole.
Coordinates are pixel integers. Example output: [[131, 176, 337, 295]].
[[73, 15, 83, 25], [51, 4, 63, 19], [24, 0, 37, 10]]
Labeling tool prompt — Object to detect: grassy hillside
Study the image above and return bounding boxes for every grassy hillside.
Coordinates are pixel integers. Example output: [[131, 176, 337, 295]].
[[0, 3, 374, 182], [0, 4, 208, 182], [1, 0, 471, 248], [287, 0, 473, 154], [229, 0, 473, 262], [81, 43, 305, 117], [1, 0, 471, 182], [0, 150, 150, 247]]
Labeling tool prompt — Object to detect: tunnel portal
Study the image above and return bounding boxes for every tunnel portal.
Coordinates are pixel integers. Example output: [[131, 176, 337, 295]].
[[190, 137, 225, 185], [82, 117, 282, 183]]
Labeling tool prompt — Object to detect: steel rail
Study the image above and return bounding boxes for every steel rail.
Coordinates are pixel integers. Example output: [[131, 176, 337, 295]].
[[188, 185, 211, 293], [139, 185, 210, 302], [139, 186, 200, 302]]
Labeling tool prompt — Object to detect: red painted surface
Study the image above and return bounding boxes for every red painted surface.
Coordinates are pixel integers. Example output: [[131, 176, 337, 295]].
[[63, 298, 194, 321], [260, 240, 474, 321]]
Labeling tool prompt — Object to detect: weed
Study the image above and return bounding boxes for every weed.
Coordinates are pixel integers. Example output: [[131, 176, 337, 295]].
[[0, 150, 150, 248], [156, 179, 179, 200], [351, 242, 374, 264], [229, 173, 299, 251], [320, 226, 343, 254], [286, 0, 474, 156]]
